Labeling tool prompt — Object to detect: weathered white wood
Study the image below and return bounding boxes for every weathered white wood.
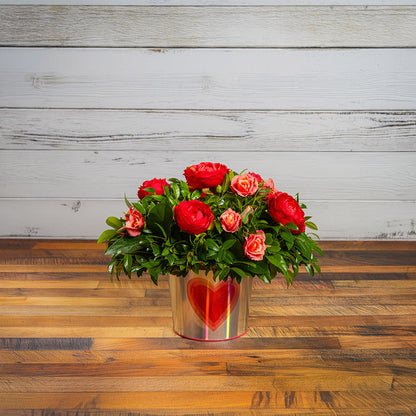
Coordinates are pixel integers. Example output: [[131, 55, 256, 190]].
[[1, 1, 415, 5], [2, 109, 416, 152], [0, 199, 414, 240], [2, 48, 416, 110], [2, 6, 416, 47], [0, 151, 415, 200]]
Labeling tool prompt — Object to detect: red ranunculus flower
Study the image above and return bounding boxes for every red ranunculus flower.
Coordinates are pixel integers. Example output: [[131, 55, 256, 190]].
[[244, 230, 266, 261], [268, 192, 305, 234], [220, 208, 242, 233], [138, 178, 169, 200], [174, 200, 214, 235], [184, 162, 229, 189], [249, 172, 263, 183], [123, 206, 145, 237], [231, 173, 258, 197]]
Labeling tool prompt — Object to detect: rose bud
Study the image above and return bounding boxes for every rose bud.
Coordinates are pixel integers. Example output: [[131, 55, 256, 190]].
[[231, 173, 258, 197], [268, 192, 305, 234], [220, 208, 242, 233], [244, 231, 266, 261], [138, 178, 169, 200], [241, 205, 253, 223], [123, 206, 145, 237], [184, 162, 229, 190], [174, 200, 214, 235]]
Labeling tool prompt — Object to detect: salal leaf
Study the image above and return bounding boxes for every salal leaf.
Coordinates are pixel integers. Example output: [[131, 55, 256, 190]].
[[106, 216, 123, 230], [105, 236, 144, 256], [231, 267, 247, 281], [305, 221, 318, 230], [97, 229, 118, 244], [222, 239, 236, 250]]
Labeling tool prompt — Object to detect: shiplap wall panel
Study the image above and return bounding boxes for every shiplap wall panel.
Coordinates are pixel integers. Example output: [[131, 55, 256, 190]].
[[2, 48, 416, 110], [1, 151, 415, 200], [1, 1, 415, 5], [2, 109, 415, 152], [2, 6, 416, 47], [0, 3, 415, 239], [1, 199, 414, 240]]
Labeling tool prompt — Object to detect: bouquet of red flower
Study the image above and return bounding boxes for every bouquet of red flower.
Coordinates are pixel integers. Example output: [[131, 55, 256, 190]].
[[98, 162, 322, 285]]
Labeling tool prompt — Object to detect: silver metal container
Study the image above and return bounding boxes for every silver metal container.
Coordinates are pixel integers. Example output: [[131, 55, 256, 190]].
[[169, 270, 252, 341]]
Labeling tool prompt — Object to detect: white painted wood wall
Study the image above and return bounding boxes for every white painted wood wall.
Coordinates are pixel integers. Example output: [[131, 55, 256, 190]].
[[0, 1, 415, 239]]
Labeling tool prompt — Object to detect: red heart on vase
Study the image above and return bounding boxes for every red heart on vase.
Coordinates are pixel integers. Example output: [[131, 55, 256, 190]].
[[187, 277, 240, 331]]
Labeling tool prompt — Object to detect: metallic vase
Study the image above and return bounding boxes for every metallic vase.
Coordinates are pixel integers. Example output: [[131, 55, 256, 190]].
[[169, 270, 252, 341]]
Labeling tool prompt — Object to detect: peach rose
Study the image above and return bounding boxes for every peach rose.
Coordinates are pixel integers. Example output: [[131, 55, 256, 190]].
[[124, 206, 145, 237], [220, 208, 242, 233], [231, 173, 258, 197], [244, 230, 266, 261]]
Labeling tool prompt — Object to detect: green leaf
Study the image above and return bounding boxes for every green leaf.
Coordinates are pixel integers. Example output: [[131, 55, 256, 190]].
[[222, 172, 231, 193], [190, 189, 202, 199], [313, 245, 324, 256], [179, 181, 190, 198], [218, 267, 231, 281], [305, 221, 318, 230], [123, 254, 133, 276], [106, 216, 123, 230], [149, 269, 159, 285], [124, 194, 131, 209], [313, 263, 321, 274], [171, 183, 181, 200], [205, 239, 220, 251], [280, 230, 294, 249], [265, 233, 274, 245], [305, 263, 315, 276], [147, 201, 173, 238], [285, 222, 299, 232], [266, 244, 281, 254], [132, 202, 145, 215], [105, 236, 144, 256], [231, 267, 247, 281], [296, 236, 313, 260], [222, 239, 236, 250], [97, 229, 118, 244], [166, 254, 176, 266], [266, 254, 288, 272], [258, 274, 271, 284], [108, 261, 116, 280]]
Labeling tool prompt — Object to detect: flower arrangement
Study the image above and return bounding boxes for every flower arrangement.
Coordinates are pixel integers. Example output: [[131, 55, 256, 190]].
[[98, 162, 322, 285]]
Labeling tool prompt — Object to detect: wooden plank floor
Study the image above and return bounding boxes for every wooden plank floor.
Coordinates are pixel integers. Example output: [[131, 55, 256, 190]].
[[0, 240, 415, 416]]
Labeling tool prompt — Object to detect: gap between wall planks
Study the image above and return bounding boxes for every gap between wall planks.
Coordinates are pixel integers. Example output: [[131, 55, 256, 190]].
[[0, 0, 415, 5], [1, 5, 416, 47], [0, 240, 415, 415], [0, 4, 415, 240]]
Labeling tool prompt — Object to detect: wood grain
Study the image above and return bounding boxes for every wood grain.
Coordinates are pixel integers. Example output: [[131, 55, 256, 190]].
[[1, 151, 415, 200], [1, 0, 415, 5], [2, 48, 416, 110], [2, 109, 416, 152], [0, 239, 415, 414], [1, 199, 415, 239], [1, 6, 416, 47]]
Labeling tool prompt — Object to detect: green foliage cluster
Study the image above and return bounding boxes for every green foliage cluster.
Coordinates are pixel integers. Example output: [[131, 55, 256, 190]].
[[98, 171, 322, 286]]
